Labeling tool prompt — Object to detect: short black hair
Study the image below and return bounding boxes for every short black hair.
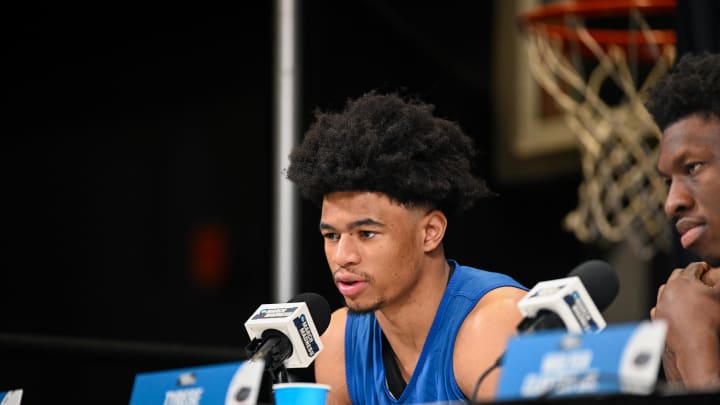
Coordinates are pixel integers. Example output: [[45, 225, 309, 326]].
[[285, 91, 492, 215], [646, 52, 720, 131]]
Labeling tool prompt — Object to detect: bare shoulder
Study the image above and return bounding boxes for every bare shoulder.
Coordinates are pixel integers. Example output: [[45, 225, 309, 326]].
[[475, 285, 528, 310], [454, 286, 527, 401], [462, 285, 527, 340], [314, 307, 352, 405]]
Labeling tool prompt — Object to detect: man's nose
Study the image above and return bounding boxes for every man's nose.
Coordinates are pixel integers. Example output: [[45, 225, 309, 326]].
[[333, 236, 360, 266], [664, 179, 693, 217]]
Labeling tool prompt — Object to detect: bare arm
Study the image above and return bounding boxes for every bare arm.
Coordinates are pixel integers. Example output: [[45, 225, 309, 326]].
[[314, 307, 352, 405], [651, 262, 720, 391], [454, 286, 527, 402]]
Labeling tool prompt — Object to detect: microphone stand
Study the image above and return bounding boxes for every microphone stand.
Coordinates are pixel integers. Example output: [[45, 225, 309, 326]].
[[245, 330, 292, 384]]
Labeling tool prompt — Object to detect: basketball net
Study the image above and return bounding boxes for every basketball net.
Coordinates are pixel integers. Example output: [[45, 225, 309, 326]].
[[520, 1, 675, 259]]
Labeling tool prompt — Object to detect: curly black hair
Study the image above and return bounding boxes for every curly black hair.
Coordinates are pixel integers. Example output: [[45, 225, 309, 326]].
[[646, 52, 720, 131], [285, 91, 493, 216]]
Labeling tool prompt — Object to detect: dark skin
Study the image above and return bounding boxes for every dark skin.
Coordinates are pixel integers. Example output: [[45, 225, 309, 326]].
[[651, 113, 720, 391], [651, 262, 720, 389]]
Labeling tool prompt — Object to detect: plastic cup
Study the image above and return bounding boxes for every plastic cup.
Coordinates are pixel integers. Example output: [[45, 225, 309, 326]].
[[272, 382, 330, 405]]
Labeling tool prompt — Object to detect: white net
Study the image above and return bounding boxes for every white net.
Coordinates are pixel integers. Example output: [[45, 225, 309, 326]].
[[522, 8, 676, 259]]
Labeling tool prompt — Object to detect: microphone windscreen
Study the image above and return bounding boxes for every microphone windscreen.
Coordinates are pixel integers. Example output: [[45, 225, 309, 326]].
[[288, 292, 332, 335], [568, 260, 619, 312]]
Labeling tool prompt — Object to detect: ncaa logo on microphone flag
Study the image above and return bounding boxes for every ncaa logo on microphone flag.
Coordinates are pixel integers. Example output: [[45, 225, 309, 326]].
[[293, 314, 320, 357], [252, 306, 297, 320]]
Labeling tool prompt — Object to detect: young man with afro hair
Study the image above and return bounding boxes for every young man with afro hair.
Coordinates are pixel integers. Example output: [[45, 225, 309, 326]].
[[648, 52, 720, 392], [286, 91, 527, 404]]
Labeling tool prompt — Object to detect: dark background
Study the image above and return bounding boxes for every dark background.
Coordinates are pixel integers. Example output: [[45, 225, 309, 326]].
[[3, 1, 715, 404]]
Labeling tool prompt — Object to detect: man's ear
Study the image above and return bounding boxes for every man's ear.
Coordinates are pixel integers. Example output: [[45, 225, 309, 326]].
[[422, 210, 447, 252]]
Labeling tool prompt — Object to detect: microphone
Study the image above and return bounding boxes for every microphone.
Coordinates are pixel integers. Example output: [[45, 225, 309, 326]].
[[516, 259, 619, 334], [470, 260, 619, 404], [244, 292, 331, 373]]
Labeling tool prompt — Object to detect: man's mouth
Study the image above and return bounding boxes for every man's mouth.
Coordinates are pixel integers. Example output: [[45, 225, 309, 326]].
[[335, 276, 368, 297], [676, 218, 706, 249]]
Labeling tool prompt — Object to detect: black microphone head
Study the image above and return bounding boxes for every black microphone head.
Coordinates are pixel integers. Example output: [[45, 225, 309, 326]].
[[288, 292, 332, 335], [568, 259, 619, 312]]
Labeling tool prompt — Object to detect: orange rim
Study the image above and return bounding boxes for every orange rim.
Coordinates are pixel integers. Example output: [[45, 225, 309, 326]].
[[518, 0, 676, 60]]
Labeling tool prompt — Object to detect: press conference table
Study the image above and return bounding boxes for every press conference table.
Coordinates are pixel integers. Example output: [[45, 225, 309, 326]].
[[489, 390, 720, 405]]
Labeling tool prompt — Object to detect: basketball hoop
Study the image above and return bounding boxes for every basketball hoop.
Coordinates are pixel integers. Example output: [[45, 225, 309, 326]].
[[517, 0, 676, 259]]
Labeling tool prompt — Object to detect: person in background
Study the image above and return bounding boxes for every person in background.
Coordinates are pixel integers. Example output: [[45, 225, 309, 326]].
[[647, 52, 720, 392], [285, 91, 528, 404]]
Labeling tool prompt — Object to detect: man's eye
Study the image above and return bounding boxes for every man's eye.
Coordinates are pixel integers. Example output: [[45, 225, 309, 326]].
[[323, 233, 339, 241], [359, 231, 377, 239], [686, 162, 703, 175]]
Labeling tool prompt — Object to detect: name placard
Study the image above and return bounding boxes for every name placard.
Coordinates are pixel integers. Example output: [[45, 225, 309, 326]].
[[0, 390, 23, 405], [496, 321, 667, 401], [128, 360, 264, 405]]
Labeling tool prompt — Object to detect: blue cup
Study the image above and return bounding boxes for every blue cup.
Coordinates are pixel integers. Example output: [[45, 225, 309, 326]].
[[272, 383, 330, 405]]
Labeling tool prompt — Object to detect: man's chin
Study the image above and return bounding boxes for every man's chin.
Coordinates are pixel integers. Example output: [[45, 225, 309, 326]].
[[704, 256, 720, 268], [345, 299, 383, 314], [693, 245, 720, 267]]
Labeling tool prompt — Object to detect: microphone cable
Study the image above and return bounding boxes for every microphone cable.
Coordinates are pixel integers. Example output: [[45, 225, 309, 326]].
[[469, 354, 503, 404]]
